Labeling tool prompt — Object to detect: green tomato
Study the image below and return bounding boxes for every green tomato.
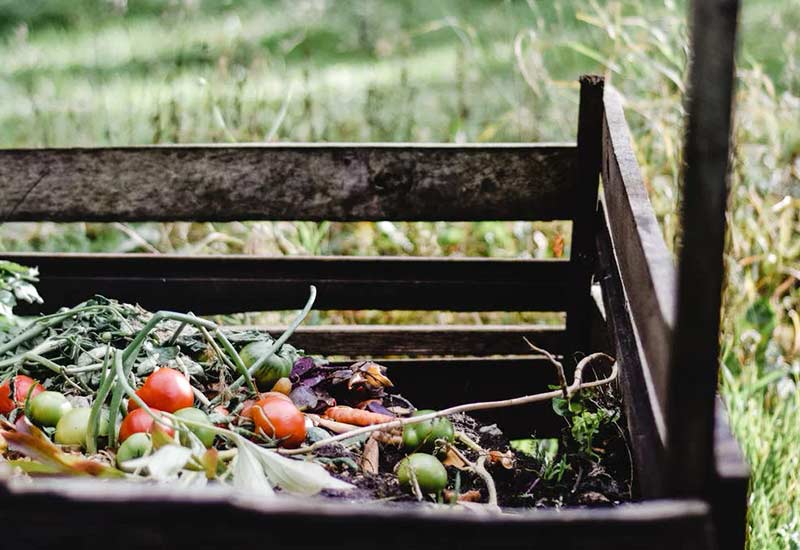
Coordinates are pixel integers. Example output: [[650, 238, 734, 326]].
[[54, 407, 109, 447], [396, 453, 448, 494], [402, 410, 454, 452], [29, 391, 72, 427], [240, 341, 295, 390], [174, 407, 216, 448], [116, 432, 152, 466]]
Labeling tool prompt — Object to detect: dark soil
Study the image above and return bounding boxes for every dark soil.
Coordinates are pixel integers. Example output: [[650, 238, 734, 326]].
[[317, 383, 633, 509]]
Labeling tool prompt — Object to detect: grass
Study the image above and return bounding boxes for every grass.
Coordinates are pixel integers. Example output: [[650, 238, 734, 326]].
[[0, 0, 798, 547]]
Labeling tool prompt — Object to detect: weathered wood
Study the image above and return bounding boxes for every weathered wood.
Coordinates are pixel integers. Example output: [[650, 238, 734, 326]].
[[0, 477, 714, 549], [667, 0, 741, 505], [242, 324, 565, 357], [0, 143, 577, 222], [601, 86, 676, 414], [1, 253, 570, 314], [596, 208, 666, 498], [566, 75, 605, 365], [712, 399, 749, 550]]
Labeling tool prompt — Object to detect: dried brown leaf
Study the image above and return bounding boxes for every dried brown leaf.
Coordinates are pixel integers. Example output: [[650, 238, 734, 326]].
[[360, 434, 380, 475]]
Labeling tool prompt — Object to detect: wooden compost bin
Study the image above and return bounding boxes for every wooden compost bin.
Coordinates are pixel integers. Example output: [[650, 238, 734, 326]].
[[0, 5, 748, 549]]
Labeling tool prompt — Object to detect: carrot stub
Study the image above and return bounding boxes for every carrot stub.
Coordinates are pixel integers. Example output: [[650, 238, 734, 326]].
[[323, 406, 394, 426]]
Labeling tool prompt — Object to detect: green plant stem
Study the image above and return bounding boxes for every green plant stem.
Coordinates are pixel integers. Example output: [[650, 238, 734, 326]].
[[282, 353, 617, 456], [87, 349, 117, 454], [213, 328, 257, 394], [24, 353, 84, 392], [0, 304, 115, 356], [223, 285, 316, 396], [113, 348, 174, 433], [107, 311, 220, 446], [0, 338, 66, 369]]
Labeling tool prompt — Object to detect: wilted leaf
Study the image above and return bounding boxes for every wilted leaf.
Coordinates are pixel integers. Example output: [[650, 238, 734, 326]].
[[233, 435, 352, 496], [359, 434, 380, 475], [231, 440, 276, 496], [442, 448, 469, 470], [123, 445, 192, 480], [2, 425, 124, 478], [348, 361, 393, 390]]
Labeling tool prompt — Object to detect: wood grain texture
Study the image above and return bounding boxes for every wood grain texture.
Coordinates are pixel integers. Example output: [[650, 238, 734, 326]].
[[2, 253, 570, 314], [566, 75, 605, 365], [596, 209, 667, 498], [242, 324, 565, 357], [0, 476, 715, 550], [667, 0, 741, 504], [601, 86, 676, 414], [0, 143, 576, 222]]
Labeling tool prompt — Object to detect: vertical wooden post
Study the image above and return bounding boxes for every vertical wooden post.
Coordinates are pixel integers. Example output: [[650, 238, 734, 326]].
[[667, 0, 740, 511], [566, 75, 604, 368]]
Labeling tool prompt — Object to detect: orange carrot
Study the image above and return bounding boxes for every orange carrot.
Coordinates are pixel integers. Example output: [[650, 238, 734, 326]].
[[323, 406, 394, 426]]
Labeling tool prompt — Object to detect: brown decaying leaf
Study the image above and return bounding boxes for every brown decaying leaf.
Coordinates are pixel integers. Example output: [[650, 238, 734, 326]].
[[444, 489, 483, 503], [487, 450, 515, 469], [347, 361, 393, 390], [2, 424, 124, 478], [372, 431, 403, 446], [552, 233, 564, 258], [359, 434, 380, 475], [442, 448, 469, 470]]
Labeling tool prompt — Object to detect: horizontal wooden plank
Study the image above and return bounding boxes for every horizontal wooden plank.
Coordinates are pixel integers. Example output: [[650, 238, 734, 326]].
[[601, 87, 676, 414], [0, 143, 577, 222], [0, 477, 714, 549], [3, 253, 570, 314], [596, 211, 666, 498], [242, 324, 565, 357]]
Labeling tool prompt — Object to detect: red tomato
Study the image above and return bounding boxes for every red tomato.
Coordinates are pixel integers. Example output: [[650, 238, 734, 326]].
[[248, 396, 306, 448], [240, 392, 291, 418], [0, 375, 44, 415], [118, 408, 175, 443], [128, 368, 193, 413]]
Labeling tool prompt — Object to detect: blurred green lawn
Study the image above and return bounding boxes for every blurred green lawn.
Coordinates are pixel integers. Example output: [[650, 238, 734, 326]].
[[0, 1, 798, 547]]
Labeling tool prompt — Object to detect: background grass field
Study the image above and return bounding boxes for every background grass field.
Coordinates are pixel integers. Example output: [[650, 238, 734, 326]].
[[0, 1, 798, 547]]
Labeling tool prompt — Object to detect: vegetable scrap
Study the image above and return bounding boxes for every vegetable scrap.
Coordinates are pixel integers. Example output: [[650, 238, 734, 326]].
[[0, 261, 631, 509]]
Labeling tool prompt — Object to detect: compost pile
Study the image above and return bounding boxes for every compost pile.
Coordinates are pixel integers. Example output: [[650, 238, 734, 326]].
[[0, 261, 630, 509]]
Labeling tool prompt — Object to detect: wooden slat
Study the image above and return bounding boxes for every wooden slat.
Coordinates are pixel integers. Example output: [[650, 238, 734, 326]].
[[2, 253, 570, 314], [596, 210, 666, 498], [601, 86, 676, 414], [712, 399, 749, 550], [243, 324, 565, 357], [566, 75, 605, 365], [0, 143, 576, 222], [669, 0, 741, 506], [0, 477, 715, 550]]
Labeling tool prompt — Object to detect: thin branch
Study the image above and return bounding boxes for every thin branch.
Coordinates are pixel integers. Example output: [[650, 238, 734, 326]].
[[445, 441, 498, 509], [282, 353, 617, 456], [523, 337, 568, 399]]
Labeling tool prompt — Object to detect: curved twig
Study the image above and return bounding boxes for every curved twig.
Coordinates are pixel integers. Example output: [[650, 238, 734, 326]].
[[281, 353, 617, 456]]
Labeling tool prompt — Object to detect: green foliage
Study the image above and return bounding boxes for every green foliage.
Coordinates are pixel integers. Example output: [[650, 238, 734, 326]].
[[0, 260, 42, 331]]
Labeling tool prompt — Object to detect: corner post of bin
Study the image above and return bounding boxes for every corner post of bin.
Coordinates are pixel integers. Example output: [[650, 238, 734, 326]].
[[566, 74, 605, 369], [667, 0, 743, 546]]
